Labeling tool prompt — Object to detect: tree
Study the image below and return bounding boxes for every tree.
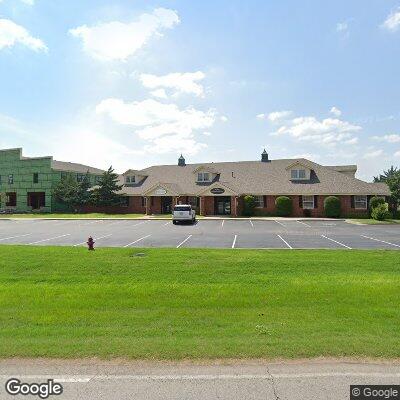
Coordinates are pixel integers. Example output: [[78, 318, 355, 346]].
[[324, 196, 341, 218], [374, 166, 398, 183], [91, 166, 124, 206], [52, 174, 81, 211], [275, 196, 292, 217], [374, 166, 400, 215], [243, 195, 255, 216], [76, 172, 92, 209]]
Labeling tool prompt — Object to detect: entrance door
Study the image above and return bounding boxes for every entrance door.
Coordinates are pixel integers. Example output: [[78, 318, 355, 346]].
[[28, 192, 45, 210], [214, 196, 231, 215], [161, 196, 173, 214]]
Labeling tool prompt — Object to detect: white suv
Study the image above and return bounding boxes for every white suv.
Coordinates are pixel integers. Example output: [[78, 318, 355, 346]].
[[172, 204, 196, 224]]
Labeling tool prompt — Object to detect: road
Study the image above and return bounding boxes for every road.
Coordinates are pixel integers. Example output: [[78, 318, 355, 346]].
[[0, 218, 399, 249], [0, 359, 399, 399]]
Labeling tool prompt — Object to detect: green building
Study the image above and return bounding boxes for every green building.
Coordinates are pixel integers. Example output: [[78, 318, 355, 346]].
[[0, 148, 104, 213]]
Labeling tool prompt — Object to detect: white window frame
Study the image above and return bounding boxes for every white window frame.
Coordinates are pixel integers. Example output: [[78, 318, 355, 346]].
[[291, 169, 306, 179], [354, 195, 367, 210], [253, 195, 264, 208], [302, 195, 314, 209], [197, 172, 211, 182], [126, 175, 136, 184]]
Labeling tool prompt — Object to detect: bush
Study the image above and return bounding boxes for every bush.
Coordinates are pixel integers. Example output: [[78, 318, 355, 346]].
[[369, 196, 385, 213], [275, 196, 292, 217], [324, 196, 341, 218], [243, 195, 256, 216], [371, 203, 391, 221]]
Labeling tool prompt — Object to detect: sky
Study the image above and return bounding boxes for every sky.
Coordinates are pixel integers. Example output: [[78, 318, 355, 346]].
[[0, 0, 399, 180]]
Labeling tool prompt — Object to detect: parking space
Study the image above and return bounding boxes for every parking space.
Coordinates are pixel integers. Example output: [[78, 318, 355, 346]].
[[0, 219, 399, 250]]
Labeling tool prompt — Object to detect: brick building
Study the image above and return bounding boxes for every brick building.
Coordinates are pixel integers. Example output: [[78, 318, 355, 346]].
[[116, 150, 390, 217]]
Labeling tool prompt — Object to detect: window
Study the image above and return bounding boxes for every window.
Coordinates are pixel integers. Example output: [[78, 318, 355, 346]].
[[197, 172, 211, 182], [8, 174, 13, 184], [76, 173, 85, 182], [188, 196, 198, 207], [302, 195, 314, 209], [253, 195, 264, 208], [126, 176, 135, 184], [291, 169, 306, 179], [33, 173, 39, 183], [95, 175, 102, 184], [354, 195, 367, 210], [61, 172, 67, 180], [120, 197, 129, 207], [6, 192, 16, 207], [141, 197, 147, 207]]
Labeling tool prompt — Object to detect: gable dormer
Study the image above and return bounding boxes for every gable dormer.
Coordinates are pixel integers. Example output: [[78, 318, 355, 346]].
[[285, 161, 313, 181], [193, 165, 219, 183], [122, 169, 148, 185]]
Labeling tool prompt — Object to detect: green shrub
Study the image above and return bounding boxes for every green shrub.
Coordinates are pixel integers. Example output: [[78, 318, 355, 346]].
[[275, 196, 292, 217], [243, 195, 256, 216], [369, 196, 385, 213], [371, 203, 390, 221], [324, 196, 341, 218]]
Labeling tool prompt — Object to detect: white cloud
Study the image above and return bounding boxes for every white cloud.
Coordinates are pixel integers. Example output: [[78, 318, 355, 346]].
[[271, 115, 361, 145], [330, 106, 342, 117], [202, 131, 212, 136], [139, 71, 205, 97], [336, 21, 348, 33], [267, 110, 292, 122], [373, 134, 400, 143], [150, 89, 168, 99], [0, 19, 47, 52], [382, 8, 400, 32], [220, 115, 228, 122], [363, 149, 384, 159], [96, 98, 215, 154], [395, 150, 400, 157], [21, 0, 34, 4], [69, 8, 180, 61], [256, 113, 265, 120]]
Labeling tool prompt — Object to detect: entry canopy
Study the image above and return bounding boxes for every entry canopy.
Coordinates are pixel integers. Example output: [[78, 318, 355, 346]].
[[144, 182, 182, 197], [196, 181, 239, 196]]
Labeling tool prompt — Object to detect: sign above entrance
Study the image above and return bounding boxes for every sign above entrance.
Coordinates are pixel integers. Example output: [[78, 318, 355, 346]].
[[210, 188, 225, 195], [154, 188, 167, 196]]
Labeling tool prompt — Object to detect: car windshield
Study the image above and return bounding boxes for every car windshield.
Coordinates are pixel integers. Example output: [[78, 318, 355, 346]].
[[174, 206, 191, 212]]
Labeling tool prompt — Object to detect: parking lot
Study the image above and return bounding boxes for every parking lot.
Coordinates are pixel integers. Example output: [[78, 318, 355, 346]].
[[0, 218, 399, 249]]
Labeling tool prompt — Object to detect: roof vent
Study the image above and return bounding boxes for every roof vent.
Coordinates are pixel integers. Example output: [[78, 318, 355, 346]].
[[261, 149, 270, 162], [178, 154, 186, 167]]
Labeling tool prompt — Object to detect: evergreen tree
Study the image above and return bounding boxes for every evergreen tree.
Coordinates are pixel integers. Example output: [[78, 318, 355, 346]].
[[76, 172, 92, 209], [373, 166, 398, 182], [52, 174, 80, 211], [91, 166, 124, 206]]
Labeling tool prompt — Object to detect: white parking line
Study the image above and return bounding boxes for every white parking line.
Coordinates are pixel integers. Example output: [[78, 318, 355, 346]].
[[28, 234, 71, 245], [297, 220, 311, 227], [249, 220, 254, 227], [176, 235, 192, 248], [163, 221, 171, 226], [73, 234, 113, 247], [0, 233, 32, 241], [221, 220, 225, 227], [274, 220, 286, 227], [232, 235, 237, 249], [361, 235, 400, 248], [277, 234, 292, 249], [123, 235, 151, 248], [321, 235, 352, 249]]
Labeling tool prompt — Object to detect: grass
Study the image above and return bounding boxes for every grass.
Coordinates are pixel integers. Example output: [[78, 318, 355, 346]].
[[0, 213, 145, 219], [0, 246, 399, 360], [347, 218, 400, 225]]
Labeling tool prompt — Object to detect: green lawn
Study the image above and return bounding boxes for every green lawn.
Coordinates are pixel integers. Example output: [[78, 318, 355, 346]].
[[347, 218, 400, 225], [0, 213, 145, 219], [0, 246, 399, 359]]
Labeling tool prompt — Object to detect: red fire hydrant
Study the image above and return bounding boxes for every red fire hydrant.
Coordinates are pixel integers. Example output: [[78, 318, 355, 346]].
[[87, 236, 95, 250]]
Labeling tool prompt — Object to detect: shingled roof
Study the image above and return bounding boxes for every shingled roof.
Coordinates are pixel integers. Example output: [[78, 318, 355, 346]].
[[51, 160, 105, 175], [118, 158, 390, 196]]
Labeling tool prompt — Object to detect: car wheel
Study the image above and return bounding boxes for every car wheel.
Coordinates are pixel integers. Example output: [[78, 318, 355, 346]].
[[173, 220, 177, 225]]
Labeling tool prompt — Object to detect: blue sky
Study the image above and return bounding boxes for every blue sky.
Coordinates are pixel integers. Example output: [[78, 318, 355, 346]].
[[0, 0, 399, 180]]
